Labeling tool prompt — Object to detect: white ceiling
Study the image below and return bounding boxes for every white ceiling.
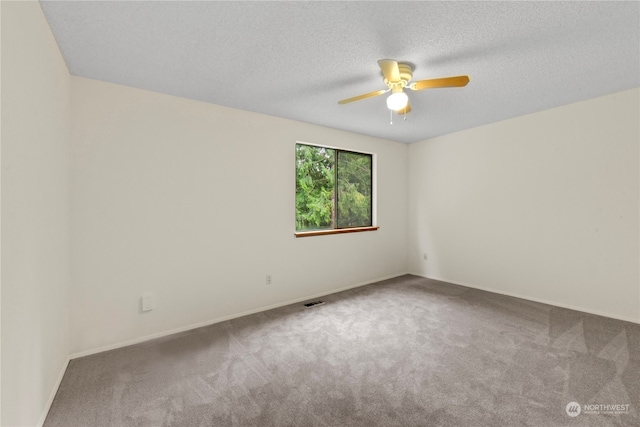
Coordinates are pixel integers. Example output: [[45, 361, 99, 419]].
[[39, 1, 639, 144]]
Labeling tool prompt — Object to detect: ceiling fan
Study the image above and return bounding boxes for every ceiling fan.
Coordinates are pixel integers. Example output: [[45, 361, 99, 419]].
[[338, 59, 470, 115]]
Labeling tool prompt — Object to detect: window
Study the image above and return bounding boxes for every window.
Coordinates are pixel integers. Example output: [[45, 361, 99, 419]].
[[295, 143, 377, 237]]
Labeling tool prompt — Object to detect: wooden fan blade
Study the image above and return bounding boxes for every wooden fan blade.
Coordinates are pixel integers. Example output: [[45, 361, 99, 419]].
[[395, 100, 412, 115], [338, 89, 387, 104], [409, 75, 470, 91], [378, 59, 400, 82]]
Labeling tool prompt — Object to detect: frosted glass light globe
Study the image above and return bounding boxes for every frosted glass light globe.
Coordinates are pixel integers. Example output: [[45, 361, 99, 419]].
[[386, 91, 408, 111]]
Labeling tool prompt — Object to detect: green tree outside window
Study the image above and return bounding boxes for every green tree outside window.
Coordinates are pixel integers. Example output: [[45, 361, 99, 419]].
[[296, 143, 372, 231]]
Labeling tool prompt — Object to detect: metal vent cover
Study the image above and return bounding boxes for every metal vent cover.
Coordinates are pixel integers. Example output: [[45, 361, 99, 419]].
[[303, 300, 325, 308]]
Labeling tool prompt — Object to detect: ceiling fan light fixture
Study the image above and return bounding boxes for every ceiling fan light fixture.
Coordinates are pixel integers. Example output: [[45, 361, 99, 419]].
[[386, 91, 408, 111], [337, 59, 469, 117]]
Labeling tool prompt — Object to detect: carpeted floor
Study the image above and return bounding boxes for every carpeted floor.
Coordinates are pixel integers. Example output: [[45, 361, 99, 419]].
[[45, 275, 639, 426]]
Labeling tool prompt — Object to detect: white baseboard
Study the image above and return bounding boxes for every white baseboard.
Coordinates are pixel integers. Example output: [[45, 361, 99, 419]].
[[70, 273, 408, 360], [414, 273, 640, 325], [37, 356, 70, 427]]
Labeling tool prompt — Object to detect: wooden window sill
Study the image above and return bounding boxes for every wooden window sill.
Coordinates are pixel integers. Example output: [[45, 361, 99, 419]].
[[294, 226, 379, 238]]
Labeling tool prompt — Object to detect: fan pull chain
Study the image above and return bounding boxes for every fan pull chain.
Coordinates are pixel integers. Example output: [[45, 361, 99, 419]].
[[390, 110, 409, 125]]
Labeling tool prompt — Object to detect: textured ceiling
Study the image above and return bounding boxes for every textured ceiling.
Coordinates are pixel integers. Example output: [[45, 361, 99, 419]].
[[40, 1, 639, 144]]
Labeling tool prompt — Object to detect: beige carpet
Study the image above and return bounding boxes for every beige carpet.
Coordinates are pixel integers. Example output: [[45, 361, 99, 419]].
[[45, 275, 639, 426]]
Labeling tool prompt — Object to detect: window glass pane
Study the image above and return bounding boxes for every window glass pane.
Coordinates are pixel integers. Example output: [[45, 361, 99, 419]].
[[295, 144, 335, 231], [337, 151, 372, 228]]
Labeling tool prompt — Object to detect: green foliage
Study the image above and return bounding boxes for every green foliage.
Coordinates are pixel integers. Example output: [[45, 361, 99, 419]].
[[337, 151, 372, 228], [296, 144, 372, 231], [295, 145, 335, 230]]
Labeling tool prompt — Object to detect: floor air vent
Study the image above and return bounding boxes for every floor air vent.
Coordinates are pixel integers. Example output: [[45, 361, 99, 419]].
[[304, 300, 325, 308]]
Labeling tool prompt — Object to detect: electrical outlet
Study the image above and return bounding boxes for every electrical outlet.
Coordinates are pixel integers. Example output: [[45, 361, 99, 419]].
[[423, 253, 428, 261], [141, 294, 153, 312], [266, 275, 272, 285]]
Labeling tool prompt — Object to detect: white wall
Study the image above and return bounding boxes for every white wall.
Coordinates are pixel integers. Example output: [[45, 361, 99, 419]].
[[1, 1, 71, 426], [408, 88, 640, 322], [70, 77, 408, 355]]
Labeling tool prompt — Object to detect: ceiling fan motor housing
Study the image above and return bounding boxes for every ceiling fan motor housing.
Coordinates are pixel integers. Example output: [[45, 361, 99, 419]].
[[384, 63, 413, 90]]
